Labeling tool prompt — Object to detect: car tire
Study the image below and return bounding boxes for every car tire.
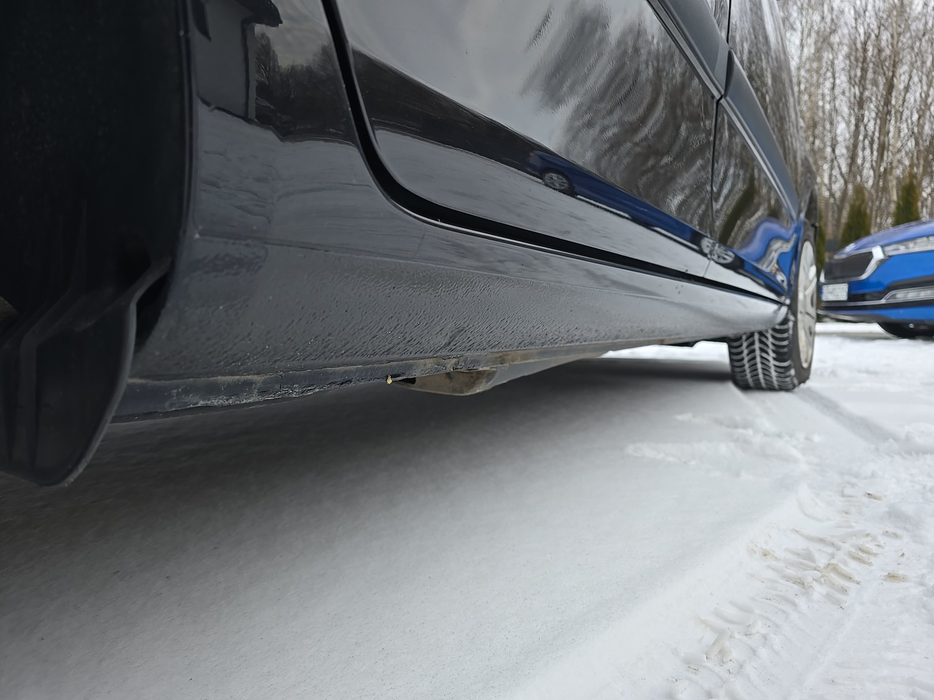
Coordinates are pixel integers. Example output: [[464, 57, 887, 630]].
[[541, 169, 574, 196], [727, 230, 818, 390], [878, 322, 934, 339]]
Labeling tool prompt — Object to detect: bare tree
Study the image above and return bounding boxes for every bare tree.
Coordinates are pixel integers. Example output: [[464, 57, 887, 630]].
[[781, 0, 934, 248]]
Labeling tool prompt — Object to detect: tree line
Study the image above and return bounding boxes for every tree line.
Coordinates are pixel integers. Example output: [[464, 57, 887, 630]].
[[779, 0, 932, 253]]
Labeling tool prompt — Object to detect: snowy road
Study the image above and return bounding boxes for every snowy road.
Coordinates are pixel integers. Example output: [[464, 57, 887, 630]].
[[2, 324, 933, 699]]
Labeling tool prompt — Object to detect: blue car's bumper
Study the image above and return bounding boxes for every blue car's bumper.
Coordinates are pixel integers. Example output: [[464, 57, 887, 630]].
[[820, 249, 934, 324]]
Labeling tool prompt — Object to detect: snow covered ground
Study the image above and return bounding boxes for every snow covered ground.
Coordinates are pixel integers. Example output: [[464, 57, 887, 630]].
[[1, 323, 932, 699], [606, 323, 934, 699]]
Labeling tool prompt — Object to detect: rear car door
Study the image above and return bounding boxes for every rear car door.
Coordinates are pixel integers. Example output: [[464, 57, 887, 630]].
[[707, 0, 803, 295], [331, 0, 720, 277]]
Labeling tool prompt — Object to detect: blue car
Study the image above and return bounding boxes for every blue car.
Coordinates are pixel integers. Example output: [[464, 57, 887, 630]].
[[820, 219, 934, 338]]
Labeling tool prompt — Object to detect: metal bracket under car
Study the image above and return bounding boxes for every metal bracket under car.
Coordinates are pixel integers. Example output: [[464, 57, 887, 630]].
[[393, 354, 604, 396]]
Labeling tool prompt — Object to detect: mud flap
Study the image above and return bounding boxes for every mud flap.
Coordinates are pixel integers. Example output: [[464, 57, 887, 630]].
[[0, 216, 168, 486]]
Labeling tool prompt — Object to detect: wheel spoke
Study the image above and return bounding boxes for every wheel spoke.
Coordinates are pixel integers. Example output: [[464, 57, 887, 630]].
[[794, 241, 818, 369]]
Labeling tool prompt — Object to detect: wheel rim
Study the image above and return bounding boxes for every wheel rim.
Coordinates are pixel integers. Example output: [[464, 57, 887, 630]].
[[796, 240, 818, 368], [709, 245, 735, 265], [542, 172, 570, 192]]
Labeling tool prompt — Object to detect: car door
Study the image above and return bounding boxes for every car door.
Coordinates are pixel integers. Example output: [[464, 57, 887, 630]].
[[707, 0, 803, 295], [331, 0, 720, 277]]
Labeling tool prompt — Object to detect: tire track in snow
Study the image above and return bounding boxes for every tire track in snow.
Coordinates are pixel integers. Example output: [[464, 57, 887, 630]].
[[796, 386, 899, 444], [667, 520, 891, 700], [794, 563, 934, 700], [614, 329, 934, 699], [643, 408, 933, 700]]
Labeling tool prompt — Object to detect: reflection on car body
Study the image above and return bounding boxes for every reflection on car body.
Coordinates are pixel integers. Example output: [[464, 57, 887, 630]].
[[526, 150, 697, 247], [527, 150, 798, 291]]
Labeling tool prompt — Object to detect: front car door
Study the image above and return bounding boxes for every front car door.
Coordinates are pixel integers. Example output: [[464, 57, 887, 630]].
[[331, 0, 720, 277]]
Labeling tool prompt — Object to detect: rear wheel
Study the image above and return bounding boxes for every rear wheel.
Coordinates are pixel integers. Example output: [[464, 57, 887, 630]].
[[727, 234, 818, 390], [879, 322, 934, 339]]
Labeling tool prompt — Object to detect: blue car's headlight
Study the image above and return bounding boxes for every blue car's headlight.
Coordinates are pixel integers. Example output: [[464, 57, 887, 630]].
[[882, 234, 934, 256]]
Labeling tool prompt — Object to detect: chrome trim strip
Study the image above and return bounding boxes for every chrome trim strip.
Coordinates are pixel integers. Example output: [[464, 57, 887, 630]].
[[884, 286, 934, 302]]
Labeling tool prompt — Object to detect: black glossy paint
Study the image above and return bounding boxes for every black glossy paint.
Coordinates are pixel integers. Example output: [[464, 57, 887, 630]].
[[333, 0, 717, 275], [711, 101, 795, 288], [130, 0, 784, 385], [2, 0, 814, 483], [709, 0, 730, 36], [133, 1, 776, 382], [705, 0, 815, 291], [0, 0, 188, 484], [649, 0, 730, 93], [730, 0, 805, 203]]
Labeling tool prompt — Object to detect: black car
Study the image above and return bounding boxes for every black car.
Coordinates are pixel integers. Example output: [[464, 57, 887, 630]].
[[1, 0, 817, 485]]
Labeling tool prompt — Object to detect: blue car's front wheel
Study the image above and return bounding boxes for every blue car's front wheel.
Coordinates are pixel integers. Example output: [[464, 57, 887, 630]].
[[727, 234, 818, 390], [541, 169, 575, 196]]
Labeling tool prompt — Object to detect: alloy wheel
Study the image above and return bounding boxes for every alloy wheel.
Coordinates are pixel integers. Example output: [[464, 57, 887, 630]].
[[796, 240, 818, 368]]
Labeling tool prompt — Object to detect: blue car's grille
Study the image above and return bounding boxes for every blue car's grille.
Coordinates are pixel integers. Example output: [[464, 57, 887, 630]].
[[823, 251, 874, 281]]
